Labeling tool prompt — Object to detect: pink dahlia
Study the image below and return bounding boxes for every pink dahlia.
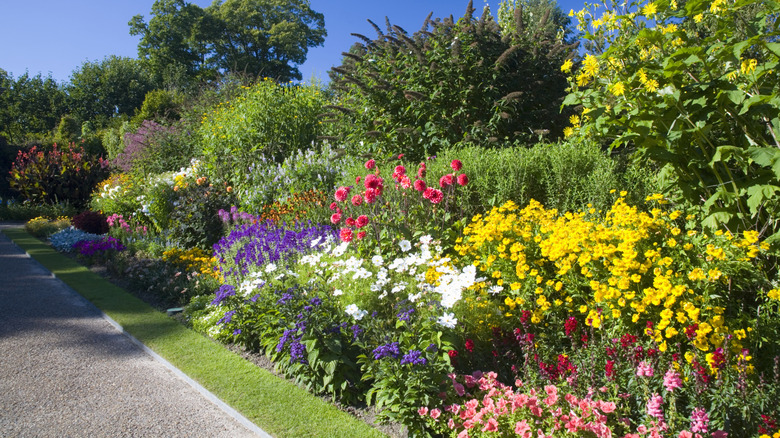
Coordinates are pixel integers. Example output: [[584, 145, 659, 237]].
[[457, 174, 469, 186], [423, 187, 434, 200], [414, 179, 427, 192], [334, 186, 350, 202], [339, 228, 354, 242], [356, 215, 369, 228], [357, 231, 366, 240], [346, 217, 356, 227], [428, 189, 444, 204], [365, 159, 376, 169], [439, 174, 453, 188], [364, 188, 378, 204], [451, 159, 463, 171], [351, 194, 363, 206], [330, 213, 342, 224], [364, 174, 382, 190], [400, 175, 412, 189]]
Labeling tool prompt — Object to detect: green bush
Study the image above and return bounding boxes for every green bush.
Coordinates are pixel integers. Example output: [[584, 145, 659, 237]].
[[0, 198, 78, 222], [132, 89, 184, 124], [198, 79, 327, 183], [325, 0, 577, 161], [167, 177, 236, 251], [23, 215, 71, 238]]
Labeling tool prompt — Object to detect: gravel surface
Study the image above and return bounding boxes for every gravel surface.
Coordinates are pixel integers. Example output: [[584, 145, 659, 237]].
[[0, 228, 268, 438]]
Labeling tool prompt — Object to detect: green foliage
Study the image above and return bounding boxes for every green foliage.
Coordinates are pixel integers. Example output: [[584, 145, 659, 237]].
[[132, 89, 185, 124], [0, 198, 78, 221], [115, 120, 197, 176], [563, 0, 780, 247], [325, 0, 577, 161], [167, 178, 236, 250], [54, 115, 81, 145], [100, 121, 133, 161], [198, 79, 326, 182], [66, 56, 157, 127], [0, 71, 68, 145], [130, 0, 326, 84], [8, 144, 110, 208], [24, 215, 71, 238]]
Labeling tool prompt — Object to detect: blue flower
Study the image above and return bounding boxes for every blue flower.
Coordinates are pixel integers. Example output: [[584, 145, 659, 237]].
[[211, 284, 237, 305], [217, 310, 236, 325], [400, 350, 427, 366], [372, 342, 401, 360]]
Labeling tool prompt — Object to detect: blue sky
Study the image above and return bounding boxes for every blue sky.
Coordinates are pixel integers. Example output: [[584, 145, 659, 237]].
[[0, 0, 584, 85]]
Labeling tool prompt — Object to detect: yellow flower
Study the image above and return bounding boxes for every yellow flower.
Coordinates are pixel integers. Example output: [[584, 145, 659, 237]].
[[642, 2, 658, 16], [609, 82, 625, 96], [741, 58, 758, 75], [561, 59, 573, 73], [582, 54, 600, 78]]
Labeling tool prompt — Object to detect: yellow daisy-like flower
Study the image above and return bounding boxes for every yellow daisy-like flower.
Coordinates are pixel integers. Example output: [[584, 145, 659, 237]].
[[642, 2, 658, 16], [563, 127, 575, 137], [561, 59, 573, 73], [569, 115, 581, 126], [741, 58, 758, 75], [582, 54, 600, 77], [609, 82, 625, 96]]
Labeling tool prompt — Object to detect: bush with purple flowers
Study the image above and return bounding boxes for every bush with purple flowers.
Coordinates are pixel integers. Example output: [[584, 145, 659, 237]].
[[73, 236, 125, 263]]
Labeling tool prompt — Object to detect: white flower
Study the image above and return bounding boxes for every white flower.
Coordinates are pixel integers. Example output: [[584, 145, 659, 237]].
[[333, 289, 343, 296], [399, 240, 412, 252], [310, 236, 323, 248], [419, 235, 433, 245], [332, 241, 349, 257], [345, 304, 367, 320], [371, 255, 384, 267], [488, 285, 504, 295], [437, 313, 458, 329], [408, 292, 422, 302], [265, 263, 277, 273]]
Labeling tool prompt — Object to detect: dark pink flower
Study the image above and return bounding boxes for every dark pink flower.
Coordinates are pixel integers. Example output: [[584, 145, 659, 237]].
[[355, 176, 361, 184], [357, 231, 366, 240], [335, 186, 350, 202], [429, 189, 444, 204], [364, 174, 382, 190], [423, 187, 434, 200], [414, 179, 427, 192], [330, 213, 342, 224], [365, 159, 376, 169], [457, 174, 468, 186], [329, 202, 337, 211], [340, 228, 353, 242], [364, 188, 378, 204], [400, 175, 412, 189], [356, 215, 369, 228], [346, 217, 356, 227], [351, 194, 363, 206], [439, 174, 453, 188], [451, 159, 463, 171]]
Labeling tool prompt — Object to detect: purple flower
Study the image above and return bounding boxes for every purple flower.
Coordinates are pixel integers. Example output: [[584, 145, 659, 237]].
[[211, 284, 236, 305], [373, 342, 401, 360], [351, 324, 363, 340], [217, 310, 236, 325], [73, 236, 125, 257], [400, 350, 427, 366], [397, 307, 415, 322]]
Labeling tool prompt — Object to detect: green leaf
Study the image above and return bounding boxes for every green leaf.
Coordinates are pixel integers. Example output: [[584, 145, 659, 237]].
[[746, 184, 779, 214]]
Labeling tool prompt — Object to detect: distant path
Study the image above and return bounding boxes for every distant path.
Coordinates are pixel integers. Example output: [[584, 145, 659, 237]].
[[0, 226, 265, 437]]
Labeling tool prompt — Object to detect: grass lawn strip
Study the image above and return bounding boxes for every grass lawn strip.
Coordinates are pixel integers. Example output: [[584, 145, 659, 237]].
[[2, 228, 385, 438]]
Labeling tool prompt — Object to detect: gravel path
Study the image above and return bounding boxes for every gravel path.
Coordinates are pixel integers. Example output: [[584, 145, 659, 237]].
[[0, 228, 269, 438]]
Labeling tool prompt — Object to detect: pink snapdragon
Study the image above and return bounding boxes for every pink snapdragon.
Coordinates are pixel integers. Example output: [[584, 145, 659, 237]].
[[663, 368, 683, 392]]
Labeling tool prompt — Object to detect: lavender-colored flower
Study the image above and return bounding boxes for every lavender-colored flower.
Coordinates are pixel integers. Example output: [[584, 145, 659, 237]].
[[351, 324, 363, 340], [400, 350, 427, 366], [277, 293, 294, 305], [426, 343, 438, 352], [397, 307, 415, 322], [217, 310, 236, 325], [373, 342, 401, 360], [233, 329, 242, 335], [212, 284, 237, 305], [309, 297, 322, 307], [277, 329, 295, 352]]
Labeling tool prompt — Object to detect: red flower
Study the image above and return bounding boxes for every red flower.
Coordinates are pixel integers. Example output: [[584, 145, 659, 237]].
[[364, 174, 382, 190], [392, 165, 406, 182], [457, 174, 468, 186], [439, 174, 453, 188], [398, 154, 404, 159], [414, 179, 427, 192], [356, 215, 369, 228], [351, 194, 363, 206], [365, 159, 376, 169], [465, 339, 474, 352], [357, 231, 366, 240], [417, 167, 426, 179], [329, 202, 338, 211], [364, 188, 378, 204], [335, 186, 350, 202], [451, 159, 463, 171], [428, 189, 444, 204], [339, 228, 354, 242], [355, 176, 361, 184], [448, 350, 459, 358], [423, 187, 434, 199], [346, 217, 356, 227], [330, 213, 342, 224]]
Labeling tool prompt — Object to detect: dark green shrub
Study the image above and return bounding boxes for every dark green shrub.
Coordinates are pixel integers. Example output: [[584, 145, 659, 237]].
[[72, 210, 109, 234], [7, 143, 110, 208], [325, 0, 577, 161], [132, 89, 184, 124], [168, 179, 237, 250]]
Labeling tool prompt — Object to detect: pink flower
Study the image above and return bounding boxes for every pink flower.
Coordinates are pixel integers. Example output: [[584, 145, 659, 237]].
[[417, 166, 426, 179], [430, 408, 441, 420], [400, 175, 412, 189], [364, 174, 381, 189], [329, 202, 337, 211], [418, 407, 429, 417], [711, 431, 728, 438], [439, 174, 454, 188], [351, 194, 363, 206], [428, 189, 444, 204], [357, 231, 366, 240], [637, 361, 654, 378], [448, 418, 457, 430], [330, 213, 342, 224], [356, 215, 369, 228], [355, 176, 361, 184], [646, 394, 664, 420], [679, 431, 693, 438], [393, 165, 406, 176], [414, 179, 427, 192], [423, 187, 434, 200], [457, 173, 469, 186], [454, 382, 466, 396], [482, 417, 498, 432], [339, 228, 353, 242], [451, 159, 463, 171], [346, 217, 356, 227], [364, 188, 378, 204], [663, 368, 682, 392], [365, 159, 376, 169], [515, 420, 531, 436], [690, 407, 709, 433], [335, 186, 350, 202]]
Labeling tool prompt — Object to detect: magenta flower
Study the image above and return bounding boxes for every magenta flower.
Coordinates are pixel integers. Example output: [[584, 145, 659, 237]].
[[356, 215, 369, 228], [330, 213, 342, 224], [646, 393, 664, 420], [428, 189, 444, 204], [439, 173, 453, 188], [365, 159, 376, 169], [663, 368, 682, 392], [451, 159, 463, 171], [637, 361, 654, 378], [335, 186, 350, 202], [339, 228, 353, 242], [414, 179, 426, 192], [456, 173, 468, 186], [690, 407, 709, 433], [351, 194, 363, 206]]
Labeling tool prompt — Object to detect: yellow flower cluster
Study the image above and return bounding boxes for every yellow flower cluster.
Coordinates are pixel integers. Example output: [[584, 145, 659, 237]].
[[455, 195, 769, 356], [162, 247, 222, 282]]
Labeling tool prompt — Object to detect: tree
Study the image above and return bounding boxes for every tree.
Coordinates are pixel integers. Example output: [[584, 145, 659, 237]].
[[66, 56, 157, 126], [129, 0, 326, 84], [129, 0, 215, 84], [207, 0, 326, 82], [0, 70, 68, 144]]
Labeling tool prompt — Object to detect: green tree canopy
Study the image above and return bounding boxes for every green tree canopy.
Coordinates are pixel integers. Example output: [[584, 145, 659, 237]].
[[66, 56, 157, 127], [0, 70, 68, 144], [130, 0, 326, 84]]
